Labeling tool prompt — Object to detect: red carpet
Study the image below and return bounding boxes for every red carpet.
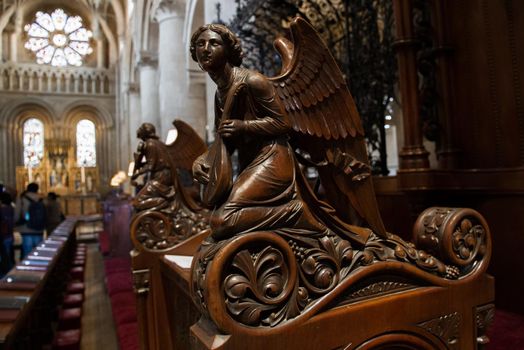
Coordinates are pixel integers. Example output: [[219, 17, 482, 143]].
[[98, 230, 110, 255], [488, 309, 524, 349], [103, 257, 138, 350]]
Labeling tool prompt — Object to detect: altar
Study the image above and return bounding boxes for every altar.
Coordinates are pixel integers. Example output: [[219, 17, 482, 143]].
[[15, 137, 101, 215]]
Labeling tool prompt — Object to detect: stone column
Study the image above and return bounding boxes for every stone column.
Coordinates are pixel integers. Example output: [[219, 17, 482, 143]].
[[10, 9, 23, 63], [128, 82, 142, 155], [153, 0, 189, 139], [92, 16, 106, 69], [138, 51, 161, 130]]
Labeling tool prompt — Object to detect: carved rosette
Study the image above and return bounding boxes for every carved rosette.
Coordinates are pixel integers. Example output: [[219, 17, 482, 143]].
[[130, 207, 209, 251], [413, 207, 491, 275]]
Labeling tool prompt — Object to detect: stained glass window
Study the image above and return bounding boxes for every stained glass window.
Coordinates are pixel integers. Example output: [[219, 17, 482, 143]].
[[23, 118, 44, 167], [76, 119, 96, 167], [24, 8, 93, 67]]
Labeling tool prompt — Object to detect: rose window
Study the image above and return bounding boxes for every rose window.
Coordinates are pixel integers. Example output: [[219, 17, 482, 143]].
[[24, 8, 93, 67]]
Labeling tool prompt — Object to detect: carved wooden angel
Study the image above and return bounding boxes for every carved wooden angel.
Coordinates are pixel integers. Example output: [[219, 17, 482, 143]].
[[130, 120, 210, 250], [132, 120, 206, 213], [189, 18, 492, 334], [191, 17, 385, 244]]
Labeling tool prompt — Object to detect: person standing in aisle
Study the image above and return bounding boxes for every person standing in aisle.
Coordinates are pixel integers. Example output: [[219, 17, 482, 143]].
[[14, 183, 46, 259], [44, 192, 64, 234], [0, 191, 15, 274]]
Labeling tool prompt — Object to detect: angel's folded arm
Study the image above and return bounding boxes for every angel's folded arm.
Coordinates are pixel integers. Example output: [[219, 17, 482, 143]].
[[243, 115, 289, 136]]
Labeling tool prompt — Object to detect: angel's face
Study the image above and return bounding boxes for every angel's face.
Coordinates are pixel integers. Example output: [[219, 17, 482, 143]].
[[195, 30, 227, 72]]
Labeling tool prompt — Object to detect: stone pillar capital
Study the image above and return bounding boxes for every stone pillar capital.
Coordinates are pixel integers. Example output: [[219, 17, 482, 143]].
[[138, 51, 158, 68], [151, 0, 185, 23], [127, 82, 140, 94]]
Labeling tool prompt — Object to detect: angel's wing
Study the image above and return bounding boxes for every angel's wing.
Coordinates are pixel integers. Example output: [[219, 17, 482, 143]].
[[165, 119, 207, 212], [270, 17, 387, 237], [166, 119, 207, 171]]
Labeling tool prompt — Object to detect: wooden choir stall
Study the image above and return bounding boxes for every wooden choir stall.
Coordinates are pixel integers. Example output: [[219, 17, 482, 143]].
[[0, 218, 88, 349], [129, 17, 494, 350]]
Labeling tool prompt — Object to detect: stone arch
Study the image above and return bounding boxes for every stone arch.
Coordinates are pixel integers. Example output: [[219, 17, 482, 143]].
[[61, 101, 113, 128], [0, 99, 55, 185], [1, 98, 55, 129], [61, 102, 115, 188]]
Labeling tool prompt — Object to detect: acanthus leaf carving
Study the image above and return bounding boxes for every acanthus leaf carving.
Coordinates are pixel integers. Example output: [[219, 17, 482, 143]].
[[418, 312, 461, 349]]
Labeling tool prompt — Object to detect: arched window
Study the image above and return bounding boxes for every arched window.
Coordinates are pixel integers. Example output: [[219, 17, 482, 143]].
[[23, 118, 45, 167], [76, 119, 96, 167], [24, 8, 93, 67]]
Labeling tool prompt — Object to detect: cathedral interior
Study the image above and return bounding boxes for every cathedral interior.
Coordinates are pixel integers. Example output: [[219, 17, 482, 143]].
[[0, 0, 523, 349]]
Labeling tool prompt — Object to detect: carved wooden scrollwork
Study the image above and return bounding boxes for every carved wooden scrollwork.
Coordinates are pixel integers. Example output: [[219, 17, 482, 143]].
[[192, 233, 299, 329], [224, 246, 295, 326], [413, 207, 491, 275], [191, 225, 485, 334], [130, 208, 209, 251], [131, 211, 173, 250]]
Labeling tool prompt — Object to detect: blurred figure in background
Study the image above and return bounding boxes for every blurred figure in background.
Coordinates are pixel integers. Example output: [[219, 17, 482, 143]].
[[44, 192, 64, 233], [14, 183, 46, 259], [0, 191, 15, 274]]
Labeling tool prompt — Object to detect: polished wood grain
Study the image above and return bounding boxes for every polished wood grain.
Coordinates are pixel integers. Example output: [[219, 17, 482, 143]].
[[130, 16, 495, 350]]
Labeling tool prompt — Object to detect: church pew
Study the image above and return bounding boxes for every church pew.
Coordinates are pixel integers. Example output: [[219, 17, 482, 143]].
[[131, 226, 210, 350], [0, 218, 78, 349]]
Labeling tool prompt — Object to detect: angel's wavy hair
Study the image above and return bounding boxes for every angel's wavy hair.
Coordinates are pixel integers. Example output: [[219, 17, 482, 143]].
[[190, 24, 244, 67], [137, 123, 158, 139]]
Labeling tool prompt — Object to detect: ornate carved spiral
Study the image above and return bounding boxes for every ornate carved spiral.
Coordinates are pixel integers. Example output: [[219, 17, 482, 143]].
[[192, 232, 299, 332], [224, 246, 291, 325], [413, 207, 491, 271], [130, 210, 176, 251], [131, 207, 209, 252], [299, 247, 340, 294]]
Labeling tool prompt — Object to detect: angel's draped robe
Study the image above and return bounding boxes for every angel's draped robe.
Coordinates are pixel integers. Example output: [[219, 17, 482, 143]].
[[210, 67, 331, 242]]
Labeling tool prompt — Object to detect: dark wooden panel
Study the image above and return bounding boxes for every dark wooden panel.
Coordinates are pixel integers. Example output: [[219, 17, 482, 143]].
[[446, 0, 524, 168], [375, 169, 524, 314]]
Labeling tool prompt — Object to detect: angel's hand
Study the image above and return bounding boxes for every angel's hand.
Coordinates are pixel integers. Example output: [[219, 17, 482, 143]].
[[192, 158, 210, 185], [218, 119, 245, 138]]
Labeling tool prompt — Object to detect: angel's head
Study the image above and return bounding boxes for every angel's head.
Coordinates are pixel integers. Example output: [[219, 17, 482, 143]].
[[137, 123, 158, 140], [190, 24, 243, 69]]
